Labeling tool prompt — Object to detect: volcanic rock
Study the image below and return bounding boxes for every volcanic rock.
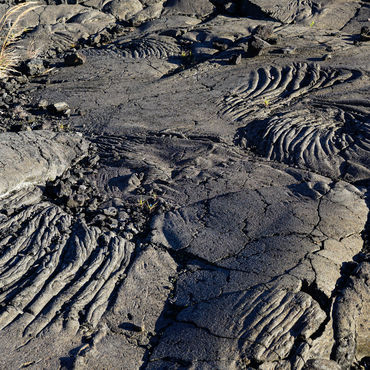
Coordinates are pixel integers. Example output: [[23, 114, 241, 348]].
[[0, 1, 368, 369]]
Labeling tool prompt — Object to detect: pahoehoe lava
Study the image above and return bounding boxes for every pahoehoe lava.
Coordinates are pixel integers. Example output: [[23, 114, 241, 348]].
[[236, 104, 370, 182], [0, 0, 369, 369], [219, 63, 360, 122]]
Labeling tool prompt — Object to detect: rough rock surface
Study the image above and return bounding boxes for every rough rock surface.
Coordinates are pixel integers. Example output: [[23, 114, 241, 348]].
[[17, 4, 115, 56], [0, 131, 88, 196], [0, 0, 369, 369], [242, 0, 320, 24]]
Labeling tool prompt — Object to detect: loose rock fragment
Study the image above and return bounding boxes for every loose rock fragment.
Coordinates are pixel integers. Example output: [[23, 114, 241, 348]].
[[360, 26, 370, 41], [248, 35, 270, 56], [47, 102, 71, 116], [0, 131, 88, 196], [20, 58, 46, 77], [64, 52, 86, 66], [229, 53, 242, 64]]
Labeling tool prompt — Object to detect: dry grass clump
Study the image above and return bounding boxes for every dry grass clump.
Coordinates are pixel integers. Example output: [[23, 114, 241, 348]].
[[0, 2, 39, 78]]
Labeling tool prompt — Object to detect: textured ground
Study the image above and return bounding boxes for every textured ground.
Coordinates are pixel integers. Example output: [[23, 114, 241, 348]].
[[0, 0, 369, 369]]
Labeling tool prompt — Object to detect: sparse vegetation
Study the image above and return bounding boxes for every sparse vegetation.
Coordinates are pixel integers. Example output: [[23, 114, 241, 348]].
[[0, 2, 39, 78], [138, 194, 158, 213], [138, 193, 159, 213]]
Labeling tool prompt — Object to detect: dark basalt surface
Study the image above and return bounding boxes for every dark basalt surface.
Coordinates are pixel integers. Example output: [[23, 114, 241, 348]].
[[0, 0, 369, 369]]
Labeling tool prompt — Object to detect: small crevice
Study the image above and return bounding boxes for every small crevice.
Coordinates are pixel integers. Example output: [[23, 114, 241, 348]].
[[174, 320, 237, 341], [300, 280, 332, 340], [147, 356, 192, 368]]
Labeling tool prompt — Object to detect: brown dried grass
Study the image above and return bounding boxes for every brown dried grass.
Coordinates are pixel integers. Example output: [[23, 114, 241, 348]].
[[0, 2, 39, 78]]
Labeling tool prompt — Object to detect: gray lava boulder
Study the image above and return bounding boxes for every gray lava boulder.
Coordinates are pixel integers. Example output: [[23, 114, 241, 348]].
[[0, 131, 89, 197], [102, 0, 143, 22], [163, 0, 216, 17], [241, 0, 316, 23]]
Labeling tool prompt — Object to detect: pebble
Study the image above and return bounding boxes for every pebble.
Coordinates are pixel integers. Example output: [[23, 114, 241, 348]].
[[229, 53, 242, 65], [21, 58, 46, 77], [66, 196, 79, 209], [248, 36, 270, 56], [107, 218, 119, 229], [47, 102, 71, 117], [360, 26, 370, 42], [103, 207, 118, 217], [252, 25, 274, 43], [126, 222, 139, 234], [118, 211, 130, 222], [87, 198, 99, 212], [123, 232, 134, 240], [212, 40, 228, 51], [92, 214, 106, 226], [64, 52, 86, 66], [38, 99, 49, 109]]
